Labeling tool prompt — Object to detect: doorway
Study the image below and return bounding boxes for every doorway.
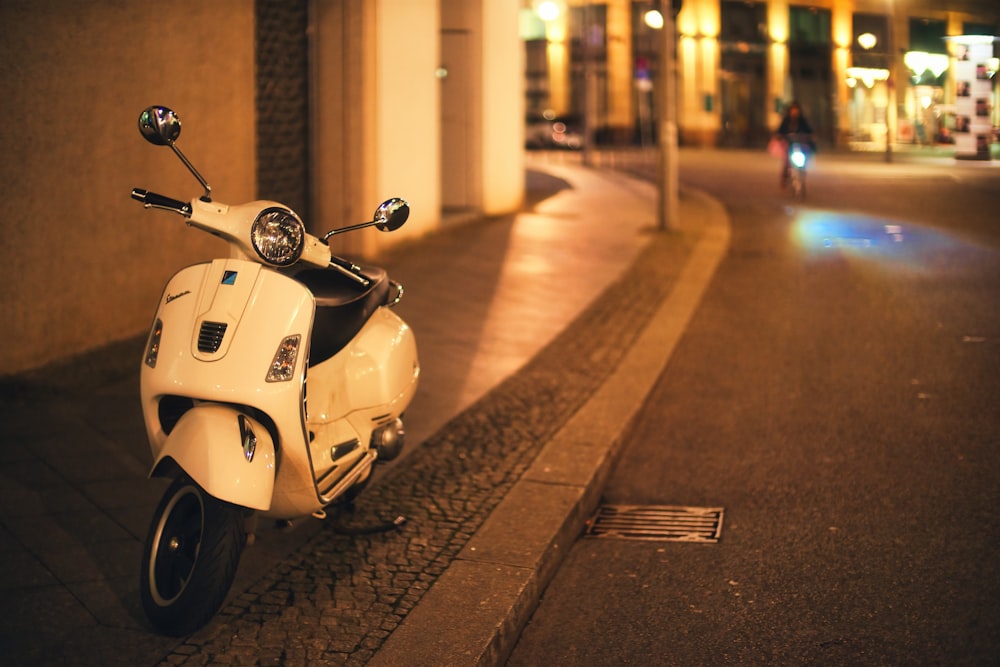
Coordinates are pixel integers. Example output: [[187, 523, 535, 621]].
[[440, 29, 474, 212]]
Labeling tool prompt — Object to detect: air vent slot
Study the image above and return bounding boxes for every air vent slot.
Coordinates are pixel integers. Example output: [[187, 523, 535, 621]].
[[198, 321, 228, 353]]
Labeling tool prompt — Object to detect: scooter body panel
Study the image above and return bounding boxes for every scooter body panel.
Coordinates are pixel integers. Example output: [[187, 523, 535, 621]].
[[305, 308, 419, 423], [142, 259, 313, 506], [151, 405, 276, 510], [142, 256, 418, 519], [283, 309, 418, 516]]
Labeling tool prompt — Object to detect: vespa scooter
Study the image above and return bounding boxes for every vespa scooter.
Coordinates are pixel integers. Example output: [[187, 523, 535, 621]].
[[132, 106, 419, 636]]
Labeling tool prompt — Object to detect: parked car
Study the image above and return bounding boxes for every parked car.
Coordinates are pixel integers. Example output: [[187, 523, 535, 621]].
[[526, 113, 583, 150]]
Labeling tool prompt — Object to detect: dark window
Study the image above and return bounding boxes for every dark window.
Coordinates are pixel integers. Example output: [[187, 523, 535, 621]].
[[789, 6, 830, 46], [909, 17, 947, 54], [720, 1, 767, 45], [852, 13, 890, 69], [570, 4, 607, 62], [961, 22, 996, 37]]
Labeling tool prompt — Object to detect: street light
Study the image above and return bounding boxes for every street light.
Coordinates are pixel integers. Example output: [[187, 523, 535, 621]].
[[644, 9, 664, 31], [536, 1, 560, 22]]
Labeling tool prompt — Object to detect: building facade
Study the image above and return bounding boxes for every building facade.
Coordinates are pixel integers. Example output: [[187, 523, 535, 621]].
[[523, 0, 999, 149], [0, 0, 524, 375]]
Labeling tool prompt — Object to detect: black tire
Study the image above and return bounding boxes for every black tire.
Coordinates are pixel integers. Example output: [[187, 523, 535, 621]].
[[139, 476, 246, 636]]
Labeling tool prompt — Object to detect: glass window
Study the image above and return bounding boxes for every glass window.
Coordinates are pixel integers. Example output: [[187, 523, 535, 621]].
[[720, 1, 767, 45], [910, 18, 947, 55], [789, 6, 831, 45], [852, 13, 890, 69], [961, 22, 995, 37]]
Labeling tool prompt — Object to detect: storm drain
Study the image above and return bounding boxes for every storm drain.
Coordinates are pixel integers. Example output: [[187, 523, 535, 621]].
[[585, 504, 724, 543]]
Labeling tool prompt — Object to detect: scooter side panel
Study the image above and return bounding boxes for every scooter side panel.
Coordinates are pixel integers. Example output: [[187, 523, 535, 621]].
[[345, 308, 419, 413], [151, 405, 275, 510], [306, 308, 419, 420]]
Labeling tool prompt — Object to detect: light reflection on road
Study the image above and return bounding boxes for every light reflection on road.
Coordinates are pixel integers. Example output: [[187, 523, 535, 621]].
[[789, 207, 971, 273]]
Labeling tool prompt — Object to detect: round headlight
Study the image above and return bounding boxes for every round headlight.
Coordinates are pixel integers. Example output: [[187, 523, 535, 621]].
[[251, 207, 305, 267]]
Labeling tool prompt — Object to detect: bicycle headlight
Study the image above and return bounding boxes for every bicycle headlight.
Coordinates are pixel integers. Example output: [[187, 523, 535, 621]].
[[251, 207, 305, 267], [790, 146, 807, 169]]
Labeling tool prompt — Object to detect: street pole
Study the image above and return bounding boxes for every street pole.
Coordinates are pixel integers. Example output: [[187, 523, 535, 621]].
[[885, 0, 894, 163], [657, 1, 678, 231], [582, 1, 596, 168]]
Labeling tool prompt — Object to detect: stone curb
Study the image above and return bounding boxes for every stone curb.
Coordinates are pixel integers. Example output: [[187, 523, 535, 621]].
[[368, 187, 731, 666]]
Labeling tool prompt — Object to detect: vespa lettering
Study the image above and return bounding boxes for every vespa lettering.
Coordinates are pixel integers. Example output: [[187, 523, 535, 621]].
[[165, 290, 191, 304]]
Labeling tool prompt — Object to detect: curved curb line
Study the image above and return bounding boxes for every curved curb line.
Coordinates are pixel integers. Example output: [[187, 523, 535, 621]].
[[370, 186, 731, 667]]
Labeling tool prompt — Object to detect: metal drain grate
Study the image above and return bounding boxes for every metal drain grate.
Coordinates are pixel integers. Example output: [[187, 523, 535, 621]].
[[585, 504, 724, 543]]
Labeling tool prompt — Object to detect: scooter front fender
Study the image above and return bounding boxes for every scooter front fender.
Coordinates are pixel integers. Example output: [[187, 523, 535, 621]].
[[150, 405, 276, 511]]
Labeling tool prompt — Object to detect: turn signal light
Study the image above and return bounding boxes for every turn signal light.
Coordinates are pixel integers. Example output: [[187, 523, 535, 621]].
[[266, 335, 301, 382], [145, 319, 163, 368]]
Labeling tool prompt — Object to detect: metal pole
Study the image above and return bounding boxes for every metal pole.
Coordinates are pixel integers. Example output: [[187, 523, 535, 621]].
[[885, 0, 894, 163], [582, 1, 596, 167], [658, 1, 678, 231]]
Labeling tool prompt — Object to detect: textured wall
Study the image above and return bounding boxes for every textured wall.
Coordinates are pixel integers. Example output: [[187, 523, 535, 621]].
[[0, 1, 256, 374]]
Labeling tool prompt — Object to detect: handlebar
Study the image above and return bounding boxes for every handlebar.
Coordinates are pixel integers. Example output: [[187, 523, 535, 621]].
[[131, 188, 192, 217]]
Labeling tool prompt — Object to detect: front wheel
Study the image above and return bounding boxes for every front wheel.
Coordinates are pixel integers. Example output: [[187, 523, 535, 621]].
[[790, 167, 806, 199], [140, 476, 246, 636]]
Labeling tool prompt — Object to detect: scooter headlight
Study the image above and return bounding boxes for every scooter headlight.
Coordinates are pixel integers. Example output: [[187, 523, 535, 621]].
[[251, 207, 305, 267]]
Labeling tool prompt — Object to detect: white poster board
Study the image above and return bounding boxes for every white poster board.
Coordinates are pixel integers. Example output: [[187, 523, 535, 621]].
[[949, 36, 996, 160]]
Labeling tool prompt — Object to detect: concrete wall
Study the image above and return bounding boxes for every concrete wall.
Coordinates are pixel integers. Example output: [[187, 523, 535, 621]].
[[1, 0, 527, 376], [482, 0, 525, 215], [373, 0, 442, 247], [312, 0, 374, 259], [0, 1, 256, 375]]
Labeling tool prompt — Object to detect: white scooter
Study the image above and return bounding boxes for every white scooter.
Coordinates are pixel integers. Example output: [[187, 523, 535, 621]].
[[132, 106, 419, 636]]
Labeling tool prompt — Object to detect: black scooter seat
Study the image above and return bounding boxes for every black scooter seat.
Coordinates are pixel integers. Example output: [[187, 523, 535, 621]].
[[295, 266, 391, 366]]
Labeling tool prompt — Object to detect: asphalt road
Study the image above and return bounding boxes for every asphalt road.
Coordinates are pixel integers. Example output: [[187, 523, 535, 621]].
[[507, 150, 1000, 666]]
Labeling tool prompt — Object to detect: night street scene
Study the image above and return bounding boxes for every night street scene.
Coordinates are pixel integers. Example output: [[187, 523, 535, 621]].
[[1, 1, 999, 666]]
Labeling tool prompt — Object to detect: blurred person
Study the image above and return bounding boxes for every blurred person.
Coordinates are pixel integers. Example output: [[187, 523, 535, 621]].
[[774, 101, 814, 189]]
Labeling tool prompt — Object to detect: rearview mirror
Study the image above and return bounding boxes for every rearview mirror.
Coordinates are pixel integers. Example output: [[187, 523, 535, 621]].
[[374, 198, 409, 232], [138, 106, 181, 146], [136, 105, 212, 201]]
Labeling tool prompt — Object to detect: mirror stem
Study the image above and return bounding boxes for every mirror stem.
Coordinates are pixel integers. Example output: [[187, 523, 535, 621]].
[[170, 144, 212, 202], [323, 220, 377, 241]]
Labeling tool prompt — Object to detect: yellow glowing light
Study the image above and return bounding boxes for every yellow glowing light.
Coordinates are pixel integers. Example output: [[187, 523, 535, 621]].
[[677, 7, 697, 37], [846, 66, 889, 88], [644, 9, 664, 30], [857, 32, 877, 50], [904, 51, 949, 78], [699, 15, 720, 39], [536, 0, 559, 22], [832, 14, 851, 49], [949, 35, 996, 46], [768, 5, 788, 44]]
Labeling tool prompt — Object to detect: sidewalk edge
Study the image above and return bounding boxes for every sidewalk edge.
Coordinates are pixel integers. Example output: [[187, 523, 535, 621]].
[[368, 184, 731, 667]]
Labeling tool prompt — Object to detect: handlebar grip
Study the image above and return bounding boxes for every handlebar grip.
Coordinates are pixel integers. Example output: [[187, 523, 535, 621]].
[[131, 188, 191, 216]]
